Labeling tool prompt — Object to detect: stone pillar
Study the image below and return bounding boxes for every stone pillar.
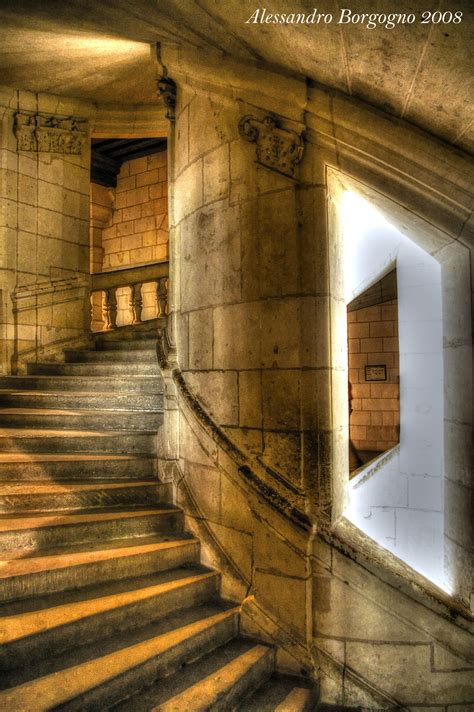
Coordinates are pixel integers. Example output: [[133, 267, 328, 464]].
[[164, 46, 330, 520], [0, 88, 93, 373]]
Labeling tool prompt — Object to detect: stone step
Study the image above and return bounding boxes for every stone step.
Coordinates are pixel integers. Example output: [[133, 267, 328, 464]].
[[94, 326, 158, 347], [0, 481, 171, 513], [0, 507, 183, 553], [0, 604, 239, 710], [114, 638, 274, 712], [0, 453, 156, 481], [28, 362, 161, 376], [0, 535, 199, 602], [0, 429, 157, 454], [65, 348, 157, 363], [241, 675, 317, 711], [315, 706, 362, 711], [0, 375, 163, 393], [0, 407, 162, 431], [0, 389, 164, 411], [94, 340, 158, 351], [0, 566, 219, 672]]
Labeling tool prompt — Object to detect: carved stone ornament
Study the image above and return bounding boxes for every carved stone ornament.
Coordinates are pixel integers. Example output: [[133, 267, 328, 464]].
[[157, 76, 177, 121], [238, 114, 304, 178], [14, 113, 87, 154]]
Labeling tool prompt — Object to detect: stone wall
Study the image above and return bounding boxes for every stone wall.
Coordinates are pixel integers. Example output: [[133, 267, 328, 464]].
[[166, 49, 320, 518], [0, 87, 92, 373], [349, 299, 400, 453], [100, 151, 168, 271], [160, 45, 473, 709], [90, 182, 113, 274]]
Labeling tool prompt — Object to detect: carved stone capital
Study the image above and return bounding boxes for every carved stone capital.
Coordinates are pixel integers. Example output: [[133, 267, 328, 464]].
[[14, 112, 87, 154], [157, 76, 177, 121], [238, 114, 304, 178]]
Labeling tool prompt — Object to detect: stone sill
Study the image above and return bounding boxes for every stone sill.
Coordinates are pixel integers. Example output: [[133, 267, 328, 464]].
[[327, 517, 473, 628]]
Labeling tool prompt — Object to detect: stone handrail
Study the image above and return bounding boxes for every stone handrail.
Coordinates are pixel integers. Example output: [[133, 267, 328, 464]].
[[90, 262, 168, 331], [156, 323, 312, 532]]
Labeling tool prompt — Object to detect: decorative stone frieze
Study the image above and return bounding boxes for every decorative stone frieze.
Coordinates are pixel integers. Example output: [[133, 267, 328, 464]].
[[14, 112, 87, 154], [157, 76, 177, 121], [238, 114, 304, 178]]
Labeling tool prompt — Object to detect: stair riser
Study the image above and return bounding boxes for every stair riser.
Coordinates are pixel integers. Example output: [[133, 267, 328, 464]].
[[95, 335, 157, 354], [0, 575, 219, 672], [65, 350, 157, 363], [0, 392, 163, 411], [0, 412, 163, 431], [61, 614, 239, 712], [0, 484, 171, 513], [28, 363, 160, 376], [0, 541, 200, 603], [0, 433, 157, 454], [0, 377, 162, 393], [0, 512, 183, 553], [0, 458, 156, 481]]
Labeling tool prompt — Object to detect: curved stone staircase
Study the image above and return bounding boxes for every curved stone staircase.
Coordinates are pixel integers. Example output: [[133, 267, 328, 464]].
[[0, 333, 317, 711]]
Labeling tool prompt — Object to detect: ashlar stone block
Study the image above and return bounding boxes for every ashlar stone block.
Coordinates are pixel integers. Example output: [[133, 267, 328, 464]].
[[203, 143, 230, 203], [180, 203, 241, 311], [184, 370, 238, 426], [238, 370, 262, 429], [262, 370, 300, 430], [188, 308, 213, 369], [253, 568, 307, 639]]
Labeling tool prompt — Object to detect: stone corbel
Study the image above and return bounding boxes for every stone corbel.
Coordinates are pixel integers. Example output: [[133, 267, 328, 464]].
[[157, 76, 177, 121], [14, 112, 87, 154], [239, 114, 304, 179]]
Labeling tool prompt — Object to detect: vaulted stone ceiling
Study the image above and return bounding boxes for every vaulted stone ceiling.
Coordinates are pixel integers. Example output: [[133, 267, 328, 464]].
[[0, 0, 472, 153]]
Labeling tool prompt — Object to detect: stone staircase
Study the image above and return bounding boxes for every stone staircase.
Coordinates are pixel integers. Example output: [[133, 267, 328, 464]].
[[0, 333, 317, 711]]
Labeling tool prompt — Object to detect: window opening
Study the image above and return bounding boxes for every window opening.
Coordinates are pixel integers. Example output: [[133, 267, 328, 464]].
[[348, 269, 400, 475]]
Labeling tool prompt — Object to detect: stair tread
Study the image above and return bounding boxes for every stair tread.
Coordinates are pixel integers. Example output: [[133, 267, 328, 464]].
[[0, 534, 198, 573], [0, 506, 180, 532], [0, 389, 162, 396], [117, 638, 272, 712], [0, 408, 162, 416], [242, 675, 315, 711], [0, 453, 154, 462], [0, 604, 239, 709], [68, 347, 156, 352], [0, 481, 160, 494], [0, 567, 218, 646], [0, 428, 156, 437], [0, 375, 161, 379], [117, 639, 272, 712]]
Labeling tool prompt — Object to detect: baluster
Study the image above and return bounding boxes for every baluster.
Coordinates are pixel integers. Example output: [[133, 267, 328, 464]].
[[156, 278, 168, 317], [89, 292, 95, 331], [103, 287, 118, 330], [129, 282, 143, 324]]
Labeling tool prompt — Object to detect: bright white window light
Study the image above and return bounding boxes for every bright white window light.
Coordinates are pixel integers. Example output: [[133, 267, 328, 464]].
[[340, 190, 448, 593]]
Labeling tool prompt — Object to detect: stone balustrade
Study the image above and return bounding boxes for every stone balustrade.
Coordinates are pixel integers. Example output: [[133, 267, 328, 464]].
[[90, 262, 168, 332]]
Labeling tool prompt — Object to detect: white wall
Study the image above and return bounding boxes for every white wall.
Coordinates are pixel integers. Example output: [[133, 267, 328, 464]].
[[341, 191, 446, 590]]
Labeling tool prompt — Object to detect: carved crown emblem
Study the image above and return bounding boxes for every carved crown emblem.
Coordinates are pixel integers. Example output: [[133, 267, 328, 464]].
[[238, 114, 304, 178]]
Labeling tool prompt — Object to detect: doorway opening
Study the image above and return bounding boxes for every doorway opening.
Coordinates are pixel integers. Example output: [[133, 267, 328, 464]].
[[89, 138, 168, 331]]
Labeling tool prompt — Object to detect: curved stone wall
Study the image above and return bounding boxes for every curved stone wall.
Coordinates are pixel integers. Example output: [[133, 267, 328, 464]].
[[161, 44, 473, 708]]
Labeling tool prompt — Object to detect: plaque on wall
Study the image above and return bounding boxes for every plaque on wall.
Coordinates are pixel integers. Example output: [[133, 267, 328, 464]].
[[365, 365, 387, 382]]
